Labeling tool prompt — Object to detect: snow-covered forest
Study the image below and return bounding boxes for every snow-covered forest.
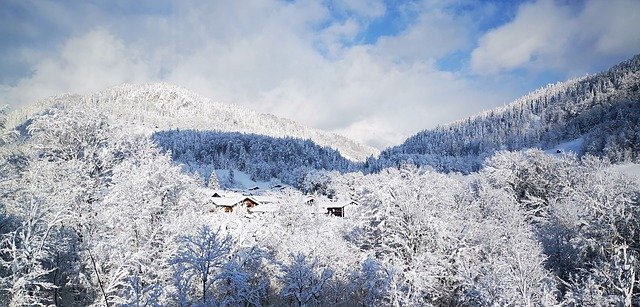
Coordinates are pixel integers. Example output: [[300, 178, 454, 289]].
[[375, 54, 640, 173], [152, 130, 356, 187], [1, 97, 640, 306], [1, 54, 640, 306]]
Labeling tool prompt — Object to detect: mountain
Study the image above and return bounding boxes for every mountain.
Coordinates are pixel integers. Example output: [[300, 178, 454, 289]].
[[6, 83, 379, 162], [7, 55, 639, 175], [370, 54, 640, 173]]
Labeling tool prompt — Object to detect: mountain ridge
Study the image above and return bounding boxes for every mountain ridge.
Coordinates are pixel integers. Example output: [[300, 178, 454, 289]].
[[6, 54, 639, 171], [370, 53, 640, 172], [6, 83, 379, 162]]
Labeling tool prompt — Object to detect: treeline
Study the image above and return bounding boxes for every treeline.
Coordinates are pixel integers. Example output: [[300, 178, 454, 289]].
[[153, 55, 640, 178]]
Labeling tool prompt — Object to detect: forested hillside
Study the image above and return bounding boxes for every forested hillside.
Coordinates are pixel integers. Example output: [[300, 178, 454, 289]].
[[6, 83, 379, 162], [373, 54, 640, 173], [152, 130, 356, 186]]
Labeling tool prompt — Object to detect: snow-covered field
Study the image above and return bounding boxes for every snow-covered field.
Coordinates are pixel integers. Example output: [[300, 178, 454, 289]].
[[214, 169, 278, 191], [544, 137, 585, 155]]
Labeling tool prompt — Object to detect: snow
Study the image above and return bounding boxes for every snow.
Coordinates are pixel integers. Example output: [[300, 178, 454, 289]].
[[7, 83, 379, 161], [3, 55, 640, 307], [252, 195, 279, 204], [610, 163, 640, 184], [318, 200, 358, 209], [214, 169, 274, 191], [5, 98, 640, 305], [209, 196, 258, 208], [249, 203, 280, 213], [545, 137, 584, 155]]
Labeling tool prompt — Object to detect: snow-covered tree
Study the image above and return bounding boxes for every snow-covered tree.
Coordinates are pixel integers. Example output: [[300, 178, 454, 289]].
[[278, 253, 333, 307], [348, 258, 393, 306], [169, 225, 232, 305], [214, 248, 268, 307]]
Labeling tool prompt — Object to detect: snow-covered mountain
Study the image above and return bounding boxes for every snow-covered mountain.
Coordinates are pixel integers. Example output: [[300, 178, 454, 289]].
[[370, 54, 640, 173], [7, 83, 379, 161]]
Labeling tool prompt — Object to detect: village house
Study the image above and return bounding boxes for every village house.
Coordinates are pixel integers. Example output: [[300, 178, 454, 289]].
[[208, 189, 358, 217], [248, 195, 280, 214], [321, 199, 359, 217], [208, 190, 261, 213], [305, 195, 359, 217]]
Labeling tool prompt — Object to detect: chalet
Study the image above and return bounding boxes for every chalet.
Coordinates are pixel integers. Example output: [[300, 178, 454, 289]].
[[210, 195, 260, 213], [252, 195, 278, 204], [249, 202, 280, 213], [321, 200, 358, 217], [307, 195, 358, 217], [303, 195, 316, 205], [247, 195, 280, 214]]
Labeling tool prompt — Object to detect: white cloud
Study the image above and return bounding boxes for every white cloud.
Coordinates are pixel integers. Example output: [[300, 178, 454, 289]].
[[253, 46, 508, 148], [317, 19, 361, 57], [471, 0, 640, 75], [375, 6, 471, 62], [2, 29, 156, 107], [9, 0, 634, 149]]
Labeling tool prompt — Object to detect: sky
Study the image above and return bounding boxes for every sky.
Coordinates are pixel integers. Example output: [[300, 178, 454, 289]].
[[1, 0, 639, 149]]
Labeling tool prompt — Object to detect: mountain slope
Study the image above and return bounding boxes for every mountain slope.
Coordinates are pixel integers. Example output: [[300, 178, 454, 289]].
[[372, 54, 640, 172], [152, 130, 357, 187], [7, 83, 379, 161]]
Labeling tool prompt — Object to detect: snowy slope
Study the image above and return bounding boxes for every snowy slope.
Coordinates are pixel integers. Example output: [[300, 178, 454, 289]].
[[7, 83, 379, 161], [375, 54, 640, 172], [214, 169, 274, 190], [544, 137, 585, 155]]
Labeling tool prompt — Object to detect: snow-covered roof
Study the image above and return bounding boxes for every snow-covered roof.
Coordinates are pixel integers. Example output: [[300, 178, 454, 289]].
[[252, 195, 278, 204], [210, 196, 259, 207], [209, 189, 242, 198], [318, 199, 359, 209], [249, 203, 280, 213]]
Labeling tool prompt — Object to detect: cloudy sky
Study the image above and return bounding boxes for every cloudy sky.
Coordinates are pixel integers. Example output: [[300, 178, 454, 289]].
[[1, 0, 639, 148]]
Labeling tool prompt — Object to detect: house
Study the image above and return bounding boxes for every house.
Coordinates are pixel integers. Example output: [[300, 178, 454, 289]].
[[209, 195, 260, 213], [247, 195, 282, 214], [303, 195, 316, 205], [309, 195, 358, 217], [252, 195, 278, 204]]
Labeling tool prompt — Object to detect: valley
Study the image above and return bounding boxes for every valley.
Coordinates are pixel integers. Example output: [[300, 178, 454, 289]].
[[0, 54, 639, 306]]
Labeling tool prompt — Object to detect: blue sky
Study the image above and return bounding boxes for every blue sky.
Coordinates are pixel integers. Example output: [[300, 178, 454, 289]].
[[1, 0, 639, 148]]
